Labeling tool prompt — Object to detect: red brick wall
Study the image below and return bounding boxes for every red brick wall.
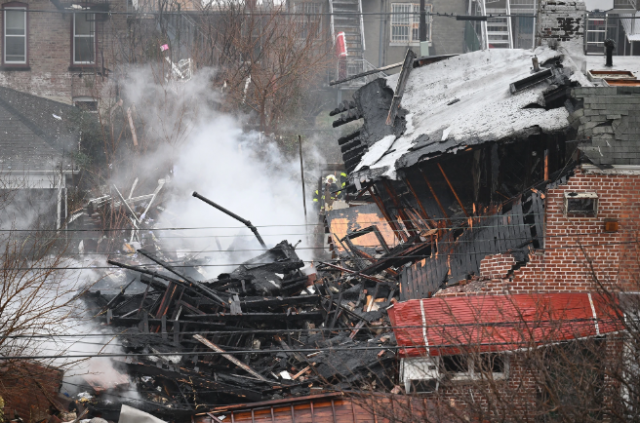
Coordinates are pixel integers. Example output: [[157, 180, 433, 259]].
[[1, 361, 63, 423], [0, 0, 124, 104], [437, 167, 640, 295], [424, 167, 639, 419]]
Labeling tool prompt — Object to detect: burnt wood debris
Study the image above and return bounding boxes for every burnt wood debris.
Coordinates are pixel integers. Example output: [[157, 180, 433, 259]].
[[72, 44, 638, 419], [79, 189, 397, 418]]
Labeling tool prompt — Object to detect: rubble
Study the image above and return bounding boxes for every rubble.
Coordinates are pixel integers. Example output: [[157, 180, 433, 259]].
[[78, 197, 398, 416]]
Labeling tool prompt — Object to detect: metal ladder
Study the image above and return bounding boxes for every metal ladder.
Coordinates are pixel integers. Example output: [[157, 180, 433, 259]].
[[330, 0, 366, 84], [485, 1, 514, 49]]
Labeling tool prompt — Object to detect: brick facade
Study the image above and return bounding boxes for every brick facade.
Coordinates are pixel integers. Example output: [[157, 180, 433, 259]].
[[0, 0, 125, 104], [536, 0, 586, 45]]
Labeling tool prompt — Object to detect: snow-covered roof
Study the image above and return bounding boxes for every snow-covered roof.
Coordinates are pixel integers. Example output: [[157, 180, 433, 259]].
[[354, 48, 572, 180]]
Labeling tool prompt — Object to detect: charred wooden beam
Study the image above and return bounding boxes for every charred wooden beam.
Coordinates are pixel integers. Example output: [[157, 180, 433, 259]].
[[329, 100, 356, 116], [403, 178, 436, 228], [386, 49, 416, 126], [138, 248, 228, 307], [367, 187, 407, 243], [437, 163, 470, 218], [181, 312, 324, 322], [382, 181, 418, 235], [194, 335, 273, 383], [418, 168, 451, 225], [317, 262, 390, 285], [239, 295, 320, 308]]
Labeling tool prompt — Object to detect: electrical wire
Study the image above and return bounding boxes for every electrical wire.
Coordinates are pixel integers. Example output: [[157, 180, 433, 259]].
[[1, 237, 637, 271], [2, 318, 624, 340], [0, 335, 630, 361]]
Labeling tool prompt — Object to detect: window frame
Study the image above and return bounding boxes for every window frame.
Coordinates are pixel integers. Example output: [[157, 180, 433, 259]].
[[563, 191, 599, 218], [440, 353, 510, 382], [73, 96, 98, 112], [72, 12, 96, 66], [2, 2, 28, 68], [390, 2, 432, 46]]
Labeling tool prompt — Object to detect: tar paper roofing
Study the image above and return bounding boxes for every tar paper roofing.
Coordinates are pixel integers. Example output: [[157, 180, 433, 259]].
[[0, 86, 80, 171], [355, 48, 574, 180]]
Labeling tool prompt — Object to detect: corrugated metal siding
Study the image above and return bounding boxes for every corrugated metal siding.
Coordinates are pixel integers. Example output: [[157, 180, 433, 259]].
[[388, 293, 623, 357], [399, 196, 544, 300]]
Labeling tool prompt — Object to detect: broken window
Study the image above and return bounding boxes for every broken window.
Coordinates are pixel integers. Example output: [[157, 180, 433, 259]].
[[73, 13, 95, 64], [440, 353, 509, 381], [564, 192, 599, 218], [74, 97, 98, 112], [4, 6, 27, 64], [390, 3, 431, 45]]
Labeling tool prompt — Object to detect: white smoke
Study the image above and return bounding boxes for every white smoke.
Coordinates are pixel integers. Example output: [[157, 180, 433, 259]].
[[118, 66, 320, 273]]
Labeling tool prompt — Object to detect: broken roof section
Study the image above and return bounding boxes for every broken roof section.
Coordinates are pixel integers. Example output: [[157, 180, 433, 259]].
[[0, 86, 80, 172], [347, 48, 574, 180]]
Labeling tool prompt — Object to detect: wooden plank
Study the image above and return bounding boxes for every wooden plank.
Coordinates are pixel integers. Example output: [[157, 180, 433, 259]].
[[386, 49, 416, 126], [437, 163, 469, 217], [193, 335, 272, 383]]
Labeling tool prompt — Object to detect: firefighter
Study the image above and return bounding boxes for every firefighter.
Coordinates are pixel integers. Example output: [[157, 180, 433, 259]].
[[313, 175, 339, 213], [337, 172, 348, 199]]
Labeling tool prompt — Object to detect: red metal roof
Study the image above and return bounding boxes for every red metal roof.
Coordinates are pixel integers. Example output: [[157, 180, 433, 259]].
[[388, 293, 623, 357]]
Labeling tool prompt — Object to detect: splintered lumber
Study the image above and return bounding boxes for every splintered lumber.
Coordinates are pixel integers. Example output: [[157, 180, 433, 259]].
[[386, 49, 416, 126], [318, 262, 390, 284], [108, 259, 205, 299], [138, 249, 228, 307], [193, 334, 271, 383]]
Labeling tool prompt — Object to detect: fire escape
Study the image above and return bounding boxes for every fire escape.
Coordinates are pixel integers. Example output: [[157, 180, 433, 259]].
[[329, 0, 375, 88], [469, 0, 536, 51]]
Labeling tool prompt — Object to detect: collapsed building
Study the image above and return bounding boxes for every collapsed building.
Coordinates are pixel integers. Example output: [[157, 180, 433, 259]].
[[48, 35, 640, 423], [320, 40, 640, 415], [72, 192, 396, 418]]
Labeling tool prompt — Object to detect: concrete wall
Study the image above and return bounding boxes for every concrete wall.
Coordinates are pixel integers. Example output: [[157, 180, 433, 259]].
[[361, 0, 467, 69]]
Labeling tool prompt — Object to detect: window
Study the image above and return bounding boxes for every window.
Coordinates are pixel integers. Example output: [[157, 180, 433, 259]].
[[74, 97, 98, 112], [294, 2, 322, 39], [390, 3, 431, 44], [73, 13, 95, 64], [4, 6, 26, 64], [441, 353, 509, 381], [401, 354, 508, 392], [564, 192, 599, 218]]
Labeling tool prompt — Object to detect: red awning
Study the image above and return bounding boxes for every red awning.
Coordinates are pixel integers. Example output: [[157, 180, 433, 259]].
[[388, 293, 623, 357]]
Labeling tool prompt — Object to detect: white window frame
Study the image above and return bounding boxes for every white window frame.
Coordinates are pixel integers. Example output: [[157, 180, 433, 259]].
[[73, 12, 95, 65], [390, 3, 432, 46], [442, 353, 510, 382], [563, 191, 599, 218], [4, 7, 27, 64], [401, 354, 509, 393]]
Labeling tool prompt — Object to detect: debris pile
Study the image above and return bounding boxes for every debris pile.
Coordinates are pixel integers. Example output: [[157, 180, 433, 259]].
[[80, 196, 398, 416]]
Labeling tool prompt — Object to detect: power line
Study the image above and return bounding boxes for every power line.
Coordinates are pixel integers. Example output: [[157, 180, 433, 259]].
[[0, 335, 627, 361], [1, 238, 637, 271], [3, 318, 624, 340]]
